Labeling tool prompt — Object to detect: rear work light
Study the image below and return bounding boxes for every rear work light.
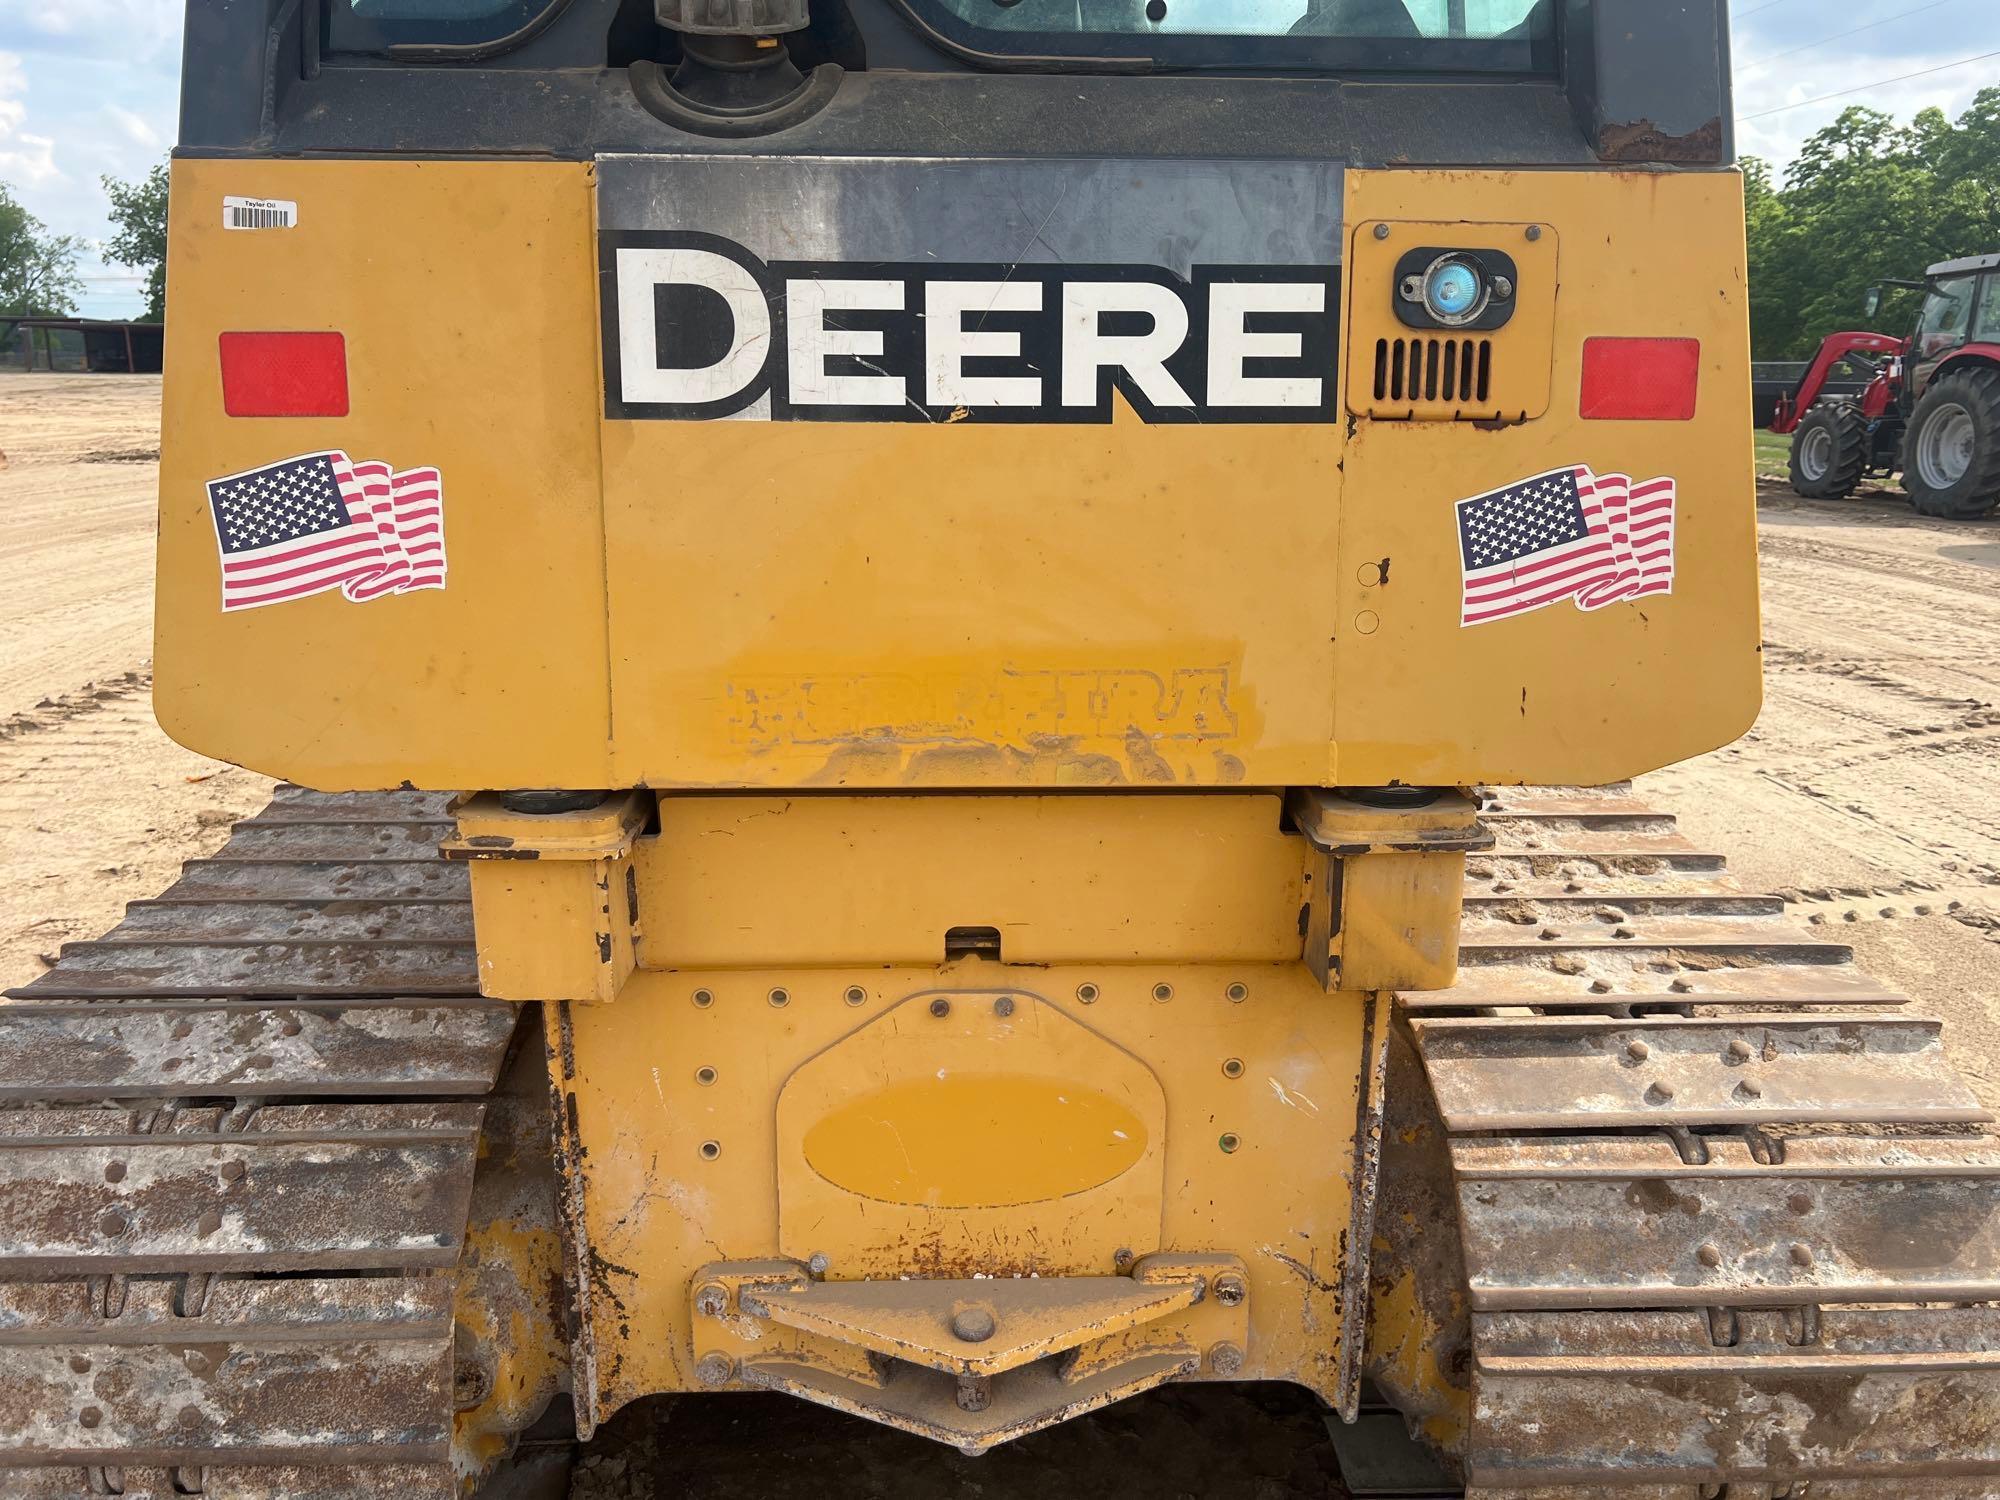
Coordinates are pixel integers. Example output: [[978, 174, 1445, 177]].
[[1580, 337, 1701, 421], [219, 332, 350, 418]]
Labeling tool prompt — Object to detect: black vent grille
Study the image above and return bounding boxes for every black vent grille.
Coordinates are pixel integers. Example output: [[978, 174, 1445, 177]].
[[1372, 337, 1494, 408]]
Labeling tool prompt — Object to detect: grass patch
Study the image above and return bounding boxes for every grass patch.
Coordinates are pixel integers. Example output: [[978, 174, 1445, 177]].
[[1753, 428, 1790, 479]]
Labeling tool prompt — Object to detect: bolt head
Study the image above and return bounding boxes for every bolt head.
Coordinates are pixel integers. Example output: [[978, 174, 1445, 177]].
[[993, 996, 1015, 1018], [929, 997, 952, 1018], [695, 1352, 736, 1388], [1526, 224, 1543, 242], [1208, 1341, 1245, 1377], [1647, 1080, 1676, 1102], [694, 1283, 729, 1318], [807, 1252, 831, 1278], [1791, 1242, 1815, 1267], [950, 1307, 997, 1344], [1627, 1040, 1651, 1061], [1697, 1243, 1723, 1268], [1374, 223, 1392, 240], [1112, 1247, 1135, 1270], [1212, 1274, 1247, 1308], [1727, 1039, 1754, 1062]]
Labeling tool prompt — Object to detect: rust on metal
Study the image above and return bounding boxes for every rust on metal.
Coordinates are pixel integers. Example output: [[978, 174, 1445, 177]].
[[1388, 783, 2000, 1496], [0, 1103, 484, 1276], [0, 788, 538, 1492], [693, 1253, 1246, 1454], [1413, 1013, 1988, 1131], [1335, 988, 1393, 1424], [737, 1262, 1213, 1376], [0, 1277, 452, 1468], [0, 998, 515, 1101]]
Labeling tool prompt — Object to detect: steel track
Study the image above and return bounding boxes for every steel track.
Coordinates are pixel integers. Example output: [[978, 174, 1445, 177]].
[[0, 788, 504, 1499], [1407, 786, 2000, 1500]]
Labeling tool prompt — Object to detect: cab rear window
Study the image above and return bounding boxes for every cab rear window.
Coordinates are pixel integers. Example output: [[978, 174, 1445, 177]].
[[323, 0, 557, 50], [904, 0, 1555, 71]]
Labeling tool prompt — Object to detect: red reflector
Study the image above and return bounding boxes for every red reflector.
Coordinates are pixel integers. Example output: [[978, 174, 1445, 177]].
[[1580, 337, 1700, 421], [218, 332, 349, 418]]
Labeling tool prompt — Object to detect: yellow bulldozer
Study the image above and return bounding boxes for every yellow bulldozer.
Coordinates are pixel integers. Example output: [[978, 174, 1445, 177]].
[[6, 1, 1999, 1496]]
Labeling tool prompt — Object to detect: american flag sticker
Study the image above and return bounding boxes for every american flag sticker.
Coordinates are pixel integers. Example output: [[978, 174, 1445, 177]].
[[206, 451, 447, 612], [1456, 464, 1676, 628]]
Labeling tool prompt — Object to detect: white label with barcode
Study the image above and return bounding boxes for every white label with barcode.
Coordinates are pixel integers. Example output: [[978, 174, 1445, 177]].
[[223, 197, 298, 231]]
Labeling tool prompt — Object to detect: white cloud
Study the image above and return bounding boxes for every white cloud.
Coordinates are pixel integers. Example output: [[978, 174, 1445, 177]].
[[0, 1, 181, 64], [1735, 46, 1992, 175], [107, 104, 160, 149], [0, 47, 59, 186], [0, 48, 23, 133]]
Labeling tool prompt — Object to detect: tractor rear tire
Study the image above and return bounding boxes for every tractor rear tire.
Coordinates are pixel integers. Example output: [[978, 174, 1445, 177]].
[[1903, 367, 2000, 519], [1787, 402, 1868, 499]]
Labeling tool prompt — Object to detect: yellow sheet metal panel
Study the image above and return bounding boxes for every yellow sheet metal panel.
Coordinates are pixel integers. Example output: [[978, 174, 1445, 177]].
[[777, 990, 1167, 1275], [599, 407, 1338, 788], [1334, 168, 1760, 787], [552, 962, 1364, 1417], [155, 158, 1755, 794], [153, 159, 614, 790], [446, 794, 648, 1002], [639, 791, 1310, 967]]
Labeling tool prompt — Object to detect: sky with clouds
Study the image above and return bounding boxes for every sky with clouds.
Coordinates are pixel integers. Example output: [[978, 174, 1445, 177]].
[[0, 0, 1996, 316]]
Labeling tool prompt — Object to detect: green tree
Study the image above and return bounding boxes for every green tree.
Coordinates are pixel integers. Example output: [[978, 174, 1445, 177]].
[[0, 182, 84, 317], [103, 162, 170, 322], [1745, 89, 2000, 360]]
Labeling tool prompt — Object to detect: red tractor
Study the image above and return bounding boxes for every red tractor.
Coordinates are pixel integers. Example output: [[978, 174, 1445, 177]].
[[1773, 253, 2000, 518]]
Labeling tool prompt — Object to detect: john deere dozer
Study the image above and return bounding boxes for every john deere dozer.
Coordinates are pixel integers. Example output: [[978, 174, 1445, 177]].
[[5, 1, 1999, 1496]]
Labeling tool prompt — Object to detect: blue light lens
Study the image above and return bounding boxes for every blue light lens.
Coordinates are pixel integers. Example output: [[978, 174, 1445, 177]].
[[1425, 261, 1484, 321]]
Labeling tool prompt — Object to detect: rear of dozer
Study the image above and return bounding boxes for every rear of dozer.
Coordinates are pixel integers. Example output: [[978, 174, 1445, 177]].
[[5, 1, 2000, 1496]]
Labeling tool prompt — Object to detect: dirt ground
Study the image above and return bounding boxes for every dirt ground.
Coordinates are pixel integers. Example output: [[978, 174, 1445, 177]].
[[0, 375, 275, 990], [3, 372, 1998, 1494]]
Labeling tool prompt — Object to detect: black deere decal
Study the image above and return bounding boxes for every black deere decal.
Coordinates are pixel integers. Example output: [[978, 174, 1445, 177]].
[[602, 231, 1340, 425]]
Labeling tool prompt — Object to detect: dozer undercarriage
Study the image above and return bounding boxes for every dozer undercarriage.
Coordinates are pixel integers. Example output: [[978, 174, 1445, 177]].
[[5, 783, 1996, 1497], [27, 1, 1996, 1491]]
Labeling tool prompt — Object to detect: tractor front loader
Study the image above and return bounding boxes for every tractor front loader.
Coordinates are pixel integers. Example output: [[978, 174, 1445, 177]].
[[1777, 253, 2000, 517]]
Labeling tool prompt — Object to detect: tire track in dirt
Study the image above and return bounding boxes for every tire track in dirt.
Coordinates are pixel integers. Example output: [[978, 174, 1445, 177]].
[[0, 671, 275, 992], [1645, 485, 2000, 1109], [0, 376, 275, 992]]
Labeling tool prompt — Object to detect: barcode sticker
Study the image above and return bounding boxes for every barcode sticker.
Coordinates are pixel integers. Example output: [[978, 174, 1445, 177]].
[[223, 197, 298, 232]]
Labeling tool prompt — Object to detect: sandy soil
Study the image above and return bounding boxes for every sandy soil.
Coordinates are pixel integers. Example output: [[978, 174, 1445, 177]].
[[1642, 483, 2000, 1106], [2, 373, 1996, 1493], [0, 374, 274, 991]]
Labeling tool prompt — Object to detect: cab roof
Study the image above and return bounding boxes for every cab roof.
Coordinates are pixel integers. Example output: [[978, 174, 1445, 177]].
[[1930, 253, 2000, 278]]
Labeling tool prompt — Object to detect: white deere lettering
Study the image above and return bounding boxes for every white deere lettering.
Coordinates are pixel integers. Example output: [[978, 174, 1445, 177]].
[[1060, 281, 1194, 410], [605, 236, 1337, 422], [786, 277, 907, 408], [1206, 281, 1326, 409], [616, 246, 771, 407], [924, 280, 1043, 409]]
